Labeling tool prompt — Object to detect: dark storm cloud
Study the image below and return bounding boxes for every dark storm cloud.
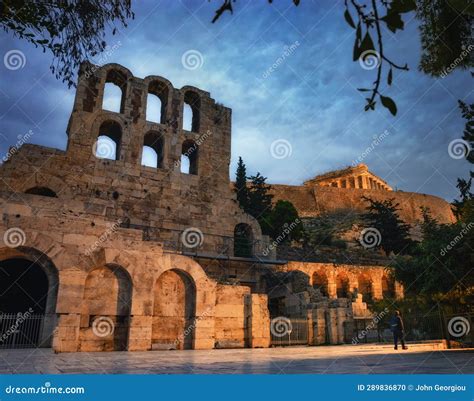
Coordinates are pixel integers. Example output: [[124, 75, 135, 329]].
[[0, 0, 472, 201]]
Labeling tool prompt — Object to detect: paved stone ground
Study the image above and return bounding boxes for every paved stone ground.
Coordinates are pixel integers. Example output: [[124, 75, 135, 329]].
[[0, 345, 472, 374]]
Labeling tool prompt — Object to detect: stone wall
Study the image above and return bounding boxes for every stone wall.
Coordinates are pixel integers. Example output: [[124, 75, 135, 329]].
[[270, 184, 455, 225]]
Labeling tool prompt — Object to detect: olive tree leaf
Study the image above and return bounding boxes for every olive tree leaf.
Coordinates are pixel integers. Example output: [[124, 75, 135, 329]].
[[344, 9, 356, 29], [380, 95, 398, 115]]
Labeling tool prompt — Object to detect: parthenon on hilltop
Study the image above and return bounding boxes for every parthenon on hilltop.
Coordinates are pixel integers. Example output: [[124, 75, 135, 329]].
[[304, 164, 392, 191], [0, 62, 455, 353]]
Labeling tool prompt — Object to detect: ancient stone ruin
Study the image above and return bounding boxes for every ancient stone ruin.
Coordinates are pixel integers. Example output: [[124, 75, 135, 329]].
[[0, 62, 455, 352]]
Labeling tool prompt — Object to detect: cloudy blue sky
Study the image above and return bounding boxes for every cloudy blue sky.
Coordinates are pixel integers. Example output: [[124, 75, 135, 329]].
[[0, 0, 472, 201]]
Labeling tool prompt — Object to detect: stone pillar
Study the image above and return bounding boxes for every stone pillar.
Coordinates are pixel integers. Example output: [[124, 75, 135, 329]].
[[52, 313, 81, 352], [327, 309, 338, 344], [336, 306, 346, 344], [372, 276, 383, 300], [128, 316, 153, 351], [327, 275, 337, 299], [312, 308, 327, 345], [362, 176, 368, 189], [307, 309, 314, 345], [394, 281, 404, 299], [245, 294, 270, 348]]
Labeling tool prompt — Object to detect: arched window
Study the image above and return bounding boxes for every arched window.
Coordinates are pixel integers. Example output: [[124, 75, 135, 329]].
[[146, 81, 168, 124], [102, 69, 127, 113], [336, 273, 350, 298], [142, 131, 164, 168], [25, 187, 57, 198], [181, 140, 198, 175], [358, 274, 372, 301], [382, 275, 395, 298], [95, 121, 122, 160], [312, 272, 328, 297], [146, 94, 162, 123], [234, 223, 253, 257], [183, 91, 200, 132]]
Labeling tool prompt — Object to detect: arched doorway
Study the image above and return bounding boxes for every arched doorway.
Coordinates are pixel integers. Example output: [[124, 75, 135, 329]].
[[0, 255, 58, 348], [152, 269, 196, 350], [336, 273, 350, 298], [312, 271, 328, 297], [80, 264, 132, 351], [358, 273, 373, 302], [382, 275, 395, 298]]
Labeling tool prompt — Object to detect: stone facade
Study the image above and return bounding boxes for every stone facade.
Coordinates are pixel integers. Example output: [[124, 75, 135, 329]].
[[0, 62, 449, 353]]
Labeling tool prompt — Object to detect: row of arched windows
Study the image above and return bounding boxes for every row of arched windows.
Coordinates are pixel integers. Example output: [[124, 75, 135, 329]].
[[101, 73, 201, 132], [95, 121, 198, 175], [312, 271, 395, 299]]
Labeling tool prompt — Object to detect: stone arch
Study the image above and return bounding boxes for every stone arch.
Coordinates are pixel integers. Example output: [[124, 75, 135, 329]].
[[234, 223, 254, 257], [358, 272, 373, 301], [80, 264, 132, 351], [152, 268, 196, 350], [144, 77, 173, 124], [15, 173, 65, 197], [25, 186, 57, 198], [141, 131, 164, 168], [0, 246, 59, 347], [151, 254, 216, 350], [233, 213, 263, 251], [312, 271, 328, 297], [182, 90, 201, 132], [382, 274, 395, 298], [336, 271, 350, 298], [100, 64, 132, 114], [181, 139, 198, 174], [95, 120, 123, 161]]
